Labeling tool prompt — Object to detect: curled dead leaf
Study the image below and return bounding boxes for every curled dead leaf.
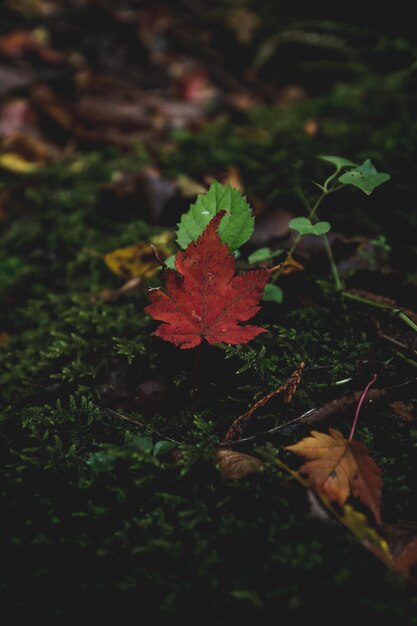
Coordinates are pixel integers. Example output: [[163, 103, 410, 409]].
[[395, 537, 417, 575], [278, 255, 304, 276], [216, 448, 263, 479]]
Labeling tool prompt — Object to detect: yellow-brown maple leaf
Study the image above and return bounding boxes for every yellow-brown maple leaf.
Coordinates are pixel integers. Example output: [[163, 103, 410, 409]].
[[287, 428, 382, 523]]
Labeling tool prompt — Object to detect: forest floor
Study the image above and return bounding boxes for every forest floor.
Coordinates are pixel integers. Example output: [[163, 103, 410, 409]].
[[1, 3, 417, 622]]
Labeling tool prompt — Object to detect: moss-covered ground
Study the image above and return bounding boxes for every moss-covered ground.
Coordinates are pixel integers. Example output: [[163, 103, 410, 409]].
[[1, 5, 417, 623]]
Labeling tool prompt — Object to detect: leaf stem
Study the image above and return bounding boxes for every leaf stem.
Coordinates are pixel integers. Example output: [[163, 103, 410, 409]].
[[322, 233, 344, 291], [349, 374, 377, 442], [191, 343, 202, 412], [342, 292, 417, 335], [273, 191, 325, 281], [396, 311, 417, 334], [288, 185, 344, 290]]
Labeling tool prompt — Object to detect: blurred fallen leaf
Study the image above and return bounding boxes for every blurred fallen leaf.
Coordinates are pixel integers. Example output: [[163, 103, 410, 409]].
[[383, 521, 417, 561], [0, 153, 39, 173], [5, 0, 60, 17], [176, 65, 217, 105], [0, 100, 36, 137], [304, 118, 319, 137], [342, 505, 392, 565], [0, 64, 34, 95], [0, 332, 10, 347], [227, 7, 260, 45], [0, 29, 64, 63], [104, 231, 173, 280], [176, 174, 206, 198], [216, 448, 263, 479], [221, 166, 244, 191], [395, 538, 417, 575], [0, 128, 59, 172], [390, 401, 415, 421]]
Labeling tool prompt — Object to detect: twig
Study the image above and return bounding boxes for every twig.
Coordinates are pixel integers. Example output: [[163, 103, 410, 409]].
[[222, 362, 305, 443], [375, 319, 408, 350], [223, 382, 415, 446]]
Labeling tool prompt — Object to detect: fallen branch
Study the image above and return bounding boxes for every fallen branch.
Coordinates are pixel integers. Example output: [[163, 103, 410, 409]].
[[224, 382, 414, 446]]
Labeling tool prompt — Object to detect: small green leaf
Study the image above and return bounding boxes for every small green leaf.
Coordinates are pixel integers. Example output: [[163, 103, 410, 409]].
[[85, 452, 115, 473], [263, 283, 283, 303], [165, 254, 176, 269], [339, 159, 390, 195], [319, 155, 357, 169], [153, 440, 177, 457], [248, 247, 272, 264], [311, 221, 331, 235], [131, 436, 153, 453], [248, 247, 283, 264], [176, 181, 254, 252], [289, 217, 313, 235], [289, 217, 331, 237]]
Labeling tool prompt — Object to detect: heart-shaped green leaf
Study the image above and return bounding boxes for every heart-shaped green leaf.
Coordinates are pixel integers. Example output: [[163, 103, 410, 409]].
[[339, 159, 390, 195], [289, 217, 313, 235], [263, 283, 284, 303], [311, 221, 331, 235]]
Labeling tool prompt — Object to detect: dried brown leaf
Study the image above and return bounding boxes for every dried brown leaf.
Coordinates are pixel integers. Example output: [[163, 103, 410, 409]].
[[216, 448, 263, 479], [287, 428, 382, 523], [390, 401, 415, 421]]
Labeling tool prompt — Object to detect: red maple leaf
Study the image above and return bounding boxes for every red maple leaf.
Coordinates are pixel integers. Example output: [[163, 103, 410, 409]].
[[145, 211, 270, 349]]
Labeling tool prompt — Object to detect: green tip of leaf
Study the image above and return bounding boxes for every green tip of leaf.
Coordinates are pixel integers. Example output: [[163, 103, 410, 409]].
[[164, 254, 177, 269], [263, 283, 284, 304], [319, 155, 358, 169], [176, 181, 254, 252]]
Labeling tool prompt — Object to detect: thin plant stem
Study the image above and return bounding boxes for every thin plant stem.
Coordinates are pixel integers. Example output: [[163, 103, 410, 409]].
[[288, 185, 344, 290], [342, 292, 417, 335], [397, 311, 417, 334], [395, 351, 417, 369], [322, 234, 344, 291], [349, 374, 377, 442], [273, 190, 326, 281], [342, 291, 390, 310], [191, 343, 202, 412]]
